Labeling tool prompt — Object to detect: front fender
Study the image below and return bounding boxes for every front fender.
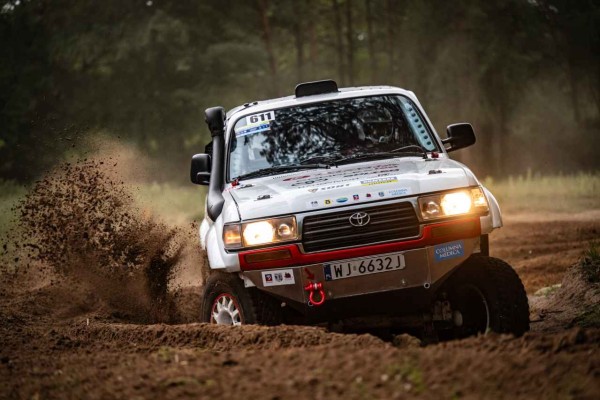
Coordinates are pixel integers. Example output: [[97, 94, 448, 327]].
[[480, 186, 503, 234], [200, 214, 241, 273]]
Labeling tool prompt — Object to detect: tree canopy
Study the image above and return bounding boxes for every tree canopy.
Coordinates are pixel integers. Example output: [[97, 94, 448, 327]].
[[1, 0, 598, 182]]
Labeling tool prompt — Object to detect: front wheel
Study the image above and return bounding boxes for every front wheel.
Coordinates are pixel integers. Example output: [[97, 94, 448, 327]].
[[201, 271, 282, 326], [442, 255, 530, 338]]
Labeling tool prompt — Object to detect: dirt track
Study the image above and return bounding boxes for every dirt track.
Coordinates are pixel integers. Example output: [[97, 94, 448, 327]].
[[1, 160, 599, 399], [1, 210, 599, 399], [492, 213, 599, 293]]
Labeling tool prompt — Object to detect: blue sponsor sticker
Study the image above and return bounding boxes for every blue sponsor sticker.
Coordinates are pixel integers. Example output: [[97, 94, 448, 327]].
[[434, 240, 465, 262], [388, 188, 410, 196], [324, 265, 333, 281], [336, 197, 348, 203], [235, 123, 271, 137]]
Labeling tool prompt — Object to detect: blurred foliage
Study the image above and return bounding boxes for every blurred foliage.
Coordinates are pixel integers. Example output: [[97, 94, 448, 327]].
[[0, 179, 27, 236], [483, 172, 600, 213], [0, 0, 598, 183]]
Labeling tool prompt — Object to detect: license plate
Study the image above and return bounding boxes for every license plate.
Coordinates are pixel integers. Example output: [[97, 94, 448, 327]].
[[323, 252, 405, 281]]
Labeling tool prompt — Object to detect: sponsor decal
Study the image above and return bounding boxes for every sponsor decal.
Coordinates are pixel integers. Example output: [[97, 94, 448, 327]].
[[366, 193, 372, 198], [353, 194, 359, 200], [336, 197, 348, 203], [290, 178, 329, 187], [307, 200, 319, 208], [284, 175, 310, 181], [388, 188, 412, 196], [360, 177, 399, 186], [317, 183, 352, 191], [324, 199, 332, 205], [262, 269, 295, 287], [434, 241, 465, 262], [246, 111, 275, 126], [378, 192, 385, 197], [235, 122, 271, 137], [307, 188, 319, 193], [324, 265, 332, 281]]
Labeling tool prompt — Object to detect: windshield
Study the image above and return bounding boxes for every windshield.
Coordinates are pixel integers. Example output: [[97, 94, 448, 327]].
[[228, 95, 439, 180]]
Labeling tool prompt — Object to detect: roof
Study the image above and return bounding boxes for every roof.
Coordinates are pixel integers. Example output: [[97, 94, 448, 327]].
[[225, 85, 417, 121]]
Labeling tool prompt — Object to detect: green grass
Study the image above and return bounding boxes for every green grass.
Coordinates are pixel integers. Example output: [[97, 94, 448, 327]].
[[483, 172, 600, 213], [130, 182, 206, 225], [0, 180, 204, 237], [581, 241, 600, 284], [0, 180, 28, 236], [573, 305, 600, 329], [2, 173, 598, 233]]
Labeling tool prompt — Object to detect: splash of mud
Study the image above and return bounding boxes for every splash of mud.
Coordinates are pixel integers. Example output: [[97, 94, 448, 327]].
[[9, 158, 189, 323]]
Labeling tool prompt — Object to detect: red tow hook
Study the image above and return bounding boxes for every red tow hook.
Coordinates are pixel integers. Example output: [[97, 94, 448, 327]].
[[304, 282, 326, 306]]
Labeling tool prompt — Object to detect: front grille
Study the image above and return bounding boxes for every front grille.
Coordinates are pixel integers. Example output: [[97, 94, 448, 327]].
[[302, 202, 420, 252]]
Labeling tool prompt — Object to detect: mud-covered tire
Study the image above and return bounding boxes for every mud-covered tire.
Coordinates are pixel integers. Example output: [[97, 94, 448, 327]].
[[443, 255, 529, 337], [201, 271, 282, 326]]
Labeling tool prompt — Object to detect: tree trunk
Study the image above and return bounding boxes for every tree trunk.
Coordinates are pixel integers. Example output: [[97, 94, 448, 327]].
[[365, 0, 378, 82], [567, 57, 582, 127], [257, 0, 278, 95], [307, 0, 318, 78], [332, 0, 345, 84], [345, 0, 354, 85], [385, 0, 395, 78], [292, 1, 305, 82]]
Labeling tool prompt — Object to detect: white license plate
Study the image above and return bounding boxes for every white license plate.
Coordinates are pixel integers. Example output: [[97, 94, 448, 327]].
[[324, 252, 405, 281]]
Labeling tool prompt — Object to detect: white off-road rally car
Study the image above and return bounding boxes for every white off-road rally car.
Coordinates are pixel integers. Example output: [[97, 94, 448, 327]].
[[191, 80, 529, 339]]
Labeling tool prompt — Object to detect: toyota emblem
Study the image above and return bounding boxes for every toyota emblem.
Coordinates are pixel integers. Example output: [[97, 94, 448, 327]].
[[349, 211, 370, 227]]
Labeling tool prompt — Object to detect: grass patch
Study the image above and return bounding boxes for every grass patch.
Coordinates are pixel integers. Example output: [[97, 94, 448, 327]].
[[386, 359, 426, 394], [533, 284, 562, 297], [580, 241, 600, 284], [482, 172, 600, 213], [0, 180, 204, 234], [573, 305, 600, 329], [130, 182, 206, 225]]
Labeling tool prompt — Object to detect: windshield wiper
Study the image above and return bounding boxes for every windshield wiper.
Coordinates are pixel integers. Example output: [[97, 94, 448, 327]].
[[299, 155, 342, 165], [389, 145, 429, 159], [234, 164, 330, 181], [335, 150, 425, 165]]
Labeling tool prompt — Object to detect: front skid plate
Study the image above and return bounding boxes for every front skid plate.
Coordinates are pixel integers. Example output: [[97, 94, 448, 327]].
[[242, 238, 479, 307]]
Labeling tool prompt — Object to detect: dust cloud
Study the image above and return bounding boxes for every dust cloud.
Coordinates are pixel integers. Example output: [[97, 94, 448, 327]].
[[1, 140, 206, 323]]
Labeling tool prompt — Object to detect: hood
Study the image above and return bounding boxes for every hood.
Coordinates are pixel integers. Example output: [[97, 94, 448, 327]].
[[228, 157, 476, 220]]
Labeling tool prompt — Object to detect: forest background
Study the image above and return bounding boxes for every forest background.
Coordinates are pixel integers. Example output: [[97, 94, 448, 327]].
[[1, 0, 598, 184]]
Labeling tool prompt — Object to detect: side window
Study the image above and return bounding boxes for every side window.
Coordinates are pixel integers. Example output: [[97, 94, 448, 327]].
[[400, 98, 436, 151]]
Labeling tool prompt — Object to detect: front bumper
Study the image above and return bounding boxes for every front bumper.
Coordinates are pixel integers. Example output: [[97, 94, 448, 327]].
[[240, 217, 481, 310]]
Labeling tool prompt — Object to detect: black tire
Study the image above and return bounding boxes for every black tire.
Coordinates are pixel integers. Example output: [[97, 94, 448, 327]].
[[442, 255, 529, 337], [201, 271, 282, 326]]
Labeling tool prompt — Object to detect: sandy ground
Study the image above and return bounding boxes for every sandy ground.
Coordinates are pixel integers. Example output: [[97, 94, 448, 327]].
[[0, 209, 598, 399], [492, 212, 599, 293]]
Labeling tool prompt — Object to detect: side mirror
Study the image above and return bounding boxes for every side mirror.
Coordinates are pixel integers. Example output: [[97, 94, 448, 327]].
[[190, 153, 211, 185], [442, 123, 476, 152]]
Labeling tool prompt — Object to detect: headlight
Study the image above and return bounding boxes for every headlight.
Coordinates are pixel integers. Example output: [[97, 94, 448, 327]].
[[223, 216, 298, 249], [418, 188, 489, 220]]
